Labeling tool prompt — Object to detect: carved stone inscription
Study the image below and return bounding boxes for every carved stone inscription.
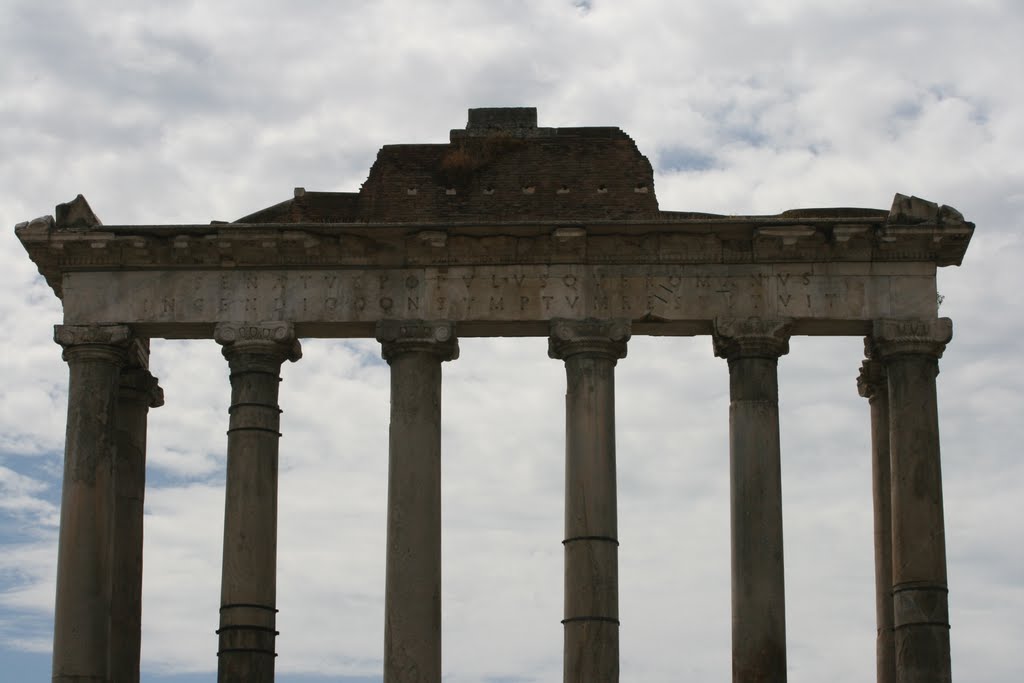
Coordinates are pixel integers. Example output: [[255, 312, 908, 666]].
[[61, 264, 937, 331]]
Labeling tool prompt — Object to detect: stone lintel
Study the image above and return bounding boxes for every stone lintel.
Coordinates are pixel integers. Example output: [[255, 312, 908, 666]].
[[59, 263, 940, 338], [712, 317, 792, 360], [376, 320, 459, 362], [548, 318, 630, 360], [871, 318, 952, 360]]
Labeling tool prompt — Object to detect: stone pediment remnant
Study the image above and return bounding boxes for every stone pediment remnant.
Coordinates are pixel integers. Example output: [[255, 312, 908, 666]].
[[55, 194, 102, 230], [888, 192, 967, 226]]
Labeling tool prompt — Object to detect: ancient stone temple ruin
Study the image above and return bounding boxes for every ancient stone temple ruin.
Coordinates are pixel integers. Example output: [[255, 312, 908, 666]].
[[16, 107, 973, 683]]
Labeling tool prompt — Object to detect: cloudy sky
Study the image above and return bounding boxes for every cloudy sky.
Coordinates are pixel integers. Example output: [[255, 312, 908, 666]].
[[2, 0, 1022, 681]]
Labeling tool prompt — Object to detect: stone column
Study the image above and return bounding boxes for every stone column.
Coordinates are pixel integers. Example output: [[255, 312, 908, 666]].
[[548, 318, 630, 683], [376, 320, 458, 683], [871, 319, 953, 683], [52, 324, 132, 683], [857, 356, 896, 683], [214, 322, 301, 683], [110, 345, 164, 683], [712, 317, 791, 683]]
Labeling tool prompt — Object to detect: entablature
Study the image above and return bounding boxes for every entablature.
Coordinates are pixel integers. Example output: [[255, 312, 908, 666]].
[[15, 195, 973, 300]]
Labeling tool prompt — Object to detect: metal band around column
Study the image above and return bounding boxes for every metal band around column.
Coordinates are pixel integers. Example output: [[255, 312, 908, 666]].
[[870, 318, 953, 683], [214, 322, 301, 683], [550, 318, 628, 683]]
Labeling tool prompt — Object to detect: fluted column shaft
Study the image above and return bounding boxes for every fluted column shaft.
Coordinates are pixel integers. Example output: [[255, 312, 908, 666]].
[[858, 358, 896, 683], [110, 360, 164, 683], [549, 319, 630, 683], [377, 320, 458, 683], [713, 318, 791, 683], [52, 324, 133, 683], [872, 319, 953, 683], [215, 322, 301, 683]]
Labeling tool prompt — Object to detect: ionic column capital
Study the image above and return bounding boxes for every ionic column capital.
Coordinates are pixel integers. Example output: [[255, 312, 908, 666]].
[[857, 358, 887, 401], [712, 317, 792, 361], [54, 324, 133, 364], [547, 318, 630, 361], [119, 367, 164, 408], [376, 320, 459, 362], [215, 321, 302, 371], [870, 318, 952, 361]]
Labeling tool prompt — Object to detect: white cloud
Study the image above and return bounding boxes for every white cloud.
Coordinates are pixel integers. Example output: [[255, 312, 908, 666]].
[[1, 0, 1022, 681]]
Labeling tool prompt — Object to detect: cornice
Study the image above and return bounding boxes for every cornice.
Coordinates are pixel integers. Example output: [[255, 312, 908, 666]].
[[15, 213, 974, 300]]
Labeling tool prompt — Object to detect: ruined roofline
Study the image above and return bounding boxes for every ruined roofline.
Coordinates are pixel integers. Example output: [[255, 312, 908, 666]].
[[16, 191, 974, 300], [228, 109, 974, 228], [450, 106, 635, 139], [21, 206, 969, 234], [13, 106, 976, 299], [234, 196, 901, 226], [18, 110, 976, 237], [18, 192, 974, 236], [22, 191, 972, 232], [235, 195, 894, 227]]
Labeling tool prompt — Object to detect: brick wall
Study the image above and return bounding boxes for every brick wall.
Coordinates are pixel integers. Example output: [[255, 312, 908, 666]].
[[356, 126, 659, 223], [237, 109, 661, 224]]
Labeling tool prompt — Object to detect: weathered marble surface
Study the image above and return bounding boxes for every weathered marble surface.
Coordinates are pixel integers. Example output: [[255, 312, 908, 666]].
[[714, 319, 790, 683], [858, 358, 897, 683], [871, 319, 953, 683], [214, 322, 301, 683], [59, 262, 937, 338], [550, 319, 628, 683], [51, 325, 133, 683], [378, 321, 457, 683]]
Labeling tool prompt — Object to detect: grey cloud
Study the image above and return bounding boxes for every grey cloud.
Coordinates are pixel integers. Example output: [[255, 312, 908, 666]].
[[1, 0, 1022, 681]]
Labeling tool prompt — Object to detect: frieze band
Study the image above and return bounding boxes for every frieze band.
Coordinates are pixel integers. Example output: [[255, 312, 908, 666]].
[[55, 263, 944, 337]]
